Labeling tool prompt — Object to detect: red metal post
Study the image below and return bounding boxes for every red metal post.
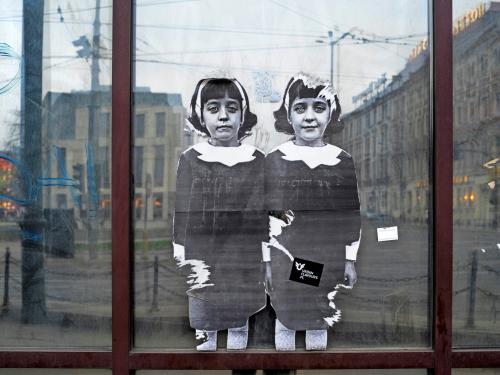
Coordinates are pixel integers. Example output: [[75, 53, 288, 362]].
[[452, 351, 500, 367], [112, 0, 133, 374], [0, 352, 111, 368], [432, 0, 453, 375], [130, 351, 434, 370]]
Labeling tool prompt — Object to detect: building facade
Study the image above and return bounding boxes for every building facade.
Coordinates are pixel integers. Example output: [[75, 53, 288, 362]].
[[337, 2, 499, 229], [42, 88, 193, 239]]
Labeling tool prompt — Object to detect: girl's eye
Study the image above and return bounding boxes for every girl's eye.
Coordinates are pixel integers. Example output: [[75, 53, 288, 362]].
[[227, 105, 240, 113], [206, 105, 219, 113], [293, 105, 305, 114], [314, 105, 327, 113]]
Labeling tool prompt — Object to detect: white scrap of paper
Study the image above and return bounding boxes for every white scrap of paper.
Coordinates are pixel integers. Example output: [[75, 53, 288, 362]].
[[481, 248, 486, 253], [483, 158, 499, 169], [497, 243, 500, 250], [377, 226, 399, 242], [488, 181, 496, 189]]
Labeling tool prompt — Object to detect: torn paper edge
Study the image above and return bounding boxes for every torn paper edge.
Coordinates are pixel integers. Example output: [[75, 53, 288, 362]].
[[176, 258, 215, 292], [323, 283, 355, 327], [265, 212, 295, 261]]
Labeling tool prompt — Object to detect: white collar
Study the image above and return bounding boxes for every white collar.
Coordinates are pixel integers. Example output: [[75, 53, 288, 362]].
[[192, 141, 257, 167], [275, 141, 343, 169]]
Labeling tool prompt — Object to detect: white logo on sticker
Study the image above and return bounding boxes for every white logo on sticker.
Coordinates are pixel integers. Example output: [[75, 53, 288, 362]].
[[295, 262, 305, 271]]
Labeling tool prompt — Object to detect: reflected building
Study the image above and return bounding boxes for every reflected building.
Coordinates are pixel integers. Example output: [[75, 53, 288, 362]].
[[42, 87, 192, 241], [335, 49, 430, 223], [453, 2, 500, 229], [132, 88, 194, 238], [336, 2, 500, 228]]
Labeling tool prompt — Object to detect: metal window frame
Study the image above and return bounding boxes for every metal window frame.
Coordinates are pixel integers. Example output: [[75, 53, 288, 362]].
[[1, 0, 500, 374]]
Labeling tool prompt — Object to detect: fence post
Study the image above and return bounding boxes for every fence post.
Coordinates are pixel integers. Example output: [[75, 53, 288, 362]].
[[150, 255, 159, 312], [144, 256, 150, 303], [466, 250, 478, 328], [2, 247, 10, 312]]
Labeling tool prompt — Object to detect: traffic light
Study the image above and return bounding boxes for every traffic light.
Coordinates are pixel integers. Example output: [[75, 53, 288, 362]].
[[72, 36, 91, 59], [72, 164, 84, 191]]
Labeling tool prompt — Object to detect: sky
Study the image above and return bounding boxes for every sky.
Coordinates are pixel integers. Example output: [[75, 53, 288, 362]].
[[0, 0, 488, 150]]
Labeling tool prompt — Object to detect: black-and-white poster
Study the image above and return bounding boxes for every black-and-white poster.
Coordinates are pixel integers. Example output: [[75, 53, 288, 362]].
[[174, 74, 361, 351], [173, 78, 268, 351]]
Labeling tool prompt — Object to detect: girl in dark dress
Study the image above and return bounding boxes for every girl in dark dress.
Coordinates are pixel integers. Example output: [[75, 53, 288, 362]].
[[173, 78, 267, 351], [264, 73, 361, 350]]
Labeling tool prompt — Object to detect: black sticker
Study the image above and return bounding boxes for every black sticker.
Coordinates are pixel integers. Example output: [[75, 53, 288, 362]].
[[289, 257, 324, 287]]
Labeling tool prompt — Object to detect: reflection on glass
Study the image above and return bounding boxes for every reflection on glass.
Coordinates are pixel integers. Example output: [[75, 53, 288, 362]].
[[133, 0, 430, 349], [453, 371, 500, 375], [452, 1, 500, 348], [0, 0, 112, 347]]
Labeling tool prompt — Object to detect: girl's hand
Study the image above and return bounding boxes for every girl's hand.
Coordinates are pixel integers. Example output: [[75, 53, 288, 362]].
[[344, 260, 357, 288]]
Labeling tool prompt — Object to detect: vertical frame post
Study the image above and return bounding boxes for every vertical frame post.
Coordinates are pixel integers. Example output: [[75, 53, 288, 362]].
[[112, 0, 133, 374], [432, 0, 453, 374]]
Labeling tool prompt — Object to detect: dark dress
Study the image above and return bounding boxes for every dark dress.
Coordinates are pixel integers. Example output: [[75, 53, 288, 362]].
[[265, 144, 361, 330], [173, 145, 268, 331]]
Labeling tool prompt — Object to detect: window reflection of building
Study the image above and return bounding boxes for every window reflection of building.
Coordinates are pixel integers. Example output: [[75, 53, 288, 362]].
[[153, 193, 163, 220], [336, 2, 500, 228], [337, 54, 430, 223], [453, 2, 500, 229], [135, 194, 143, 220], [134, 146, 144, 187], [153, 145, 165, 187], [42, 87, 192, 239]]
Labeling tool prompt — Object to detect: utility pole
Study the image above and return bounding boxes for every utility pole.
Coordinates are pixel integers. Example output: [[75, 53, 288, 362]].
[[317, 31, 352, 89], [20, 0, 47, 323], [336, 40, 341, 96], [87, 0, 101, 259], [328, 30, 334, 86]]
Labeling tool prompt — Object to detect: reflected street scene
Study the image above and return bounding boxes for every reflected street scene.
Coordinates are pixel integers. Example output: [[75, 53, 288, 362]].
[[0, 0, 112, 347], [0, 0, 498, 352]]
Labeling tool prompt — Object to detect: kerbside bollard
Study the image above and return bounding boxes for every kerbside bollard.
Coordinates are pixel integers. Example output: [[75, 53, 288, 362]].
[[151, 255, 159, 312], [466, 250, 478, 328], [2, 247, 10, 312]]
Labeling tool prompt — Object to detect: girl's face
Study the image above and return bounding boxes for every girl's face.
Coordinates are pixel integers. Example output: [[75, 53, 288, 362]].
[[289, 97, 330, 146], [202, 93, 242, 147]]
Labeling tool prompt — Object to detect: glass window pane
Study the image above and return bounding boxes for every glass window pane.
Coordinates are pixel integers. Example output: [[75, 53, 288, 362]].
[[0, 0, 112, 347], [453, 371, 500, 375], [452, 0, 500, 348], [133, 0, 431, 350]]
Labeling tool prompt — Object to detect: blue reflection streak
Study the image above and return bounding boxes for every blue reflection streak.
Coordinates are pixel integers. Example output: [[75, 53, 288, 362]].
[[0, 43, 22, 95], [21, 230, 43, 243], [0, 152, 79, 206], [0, 152, 37, 205]]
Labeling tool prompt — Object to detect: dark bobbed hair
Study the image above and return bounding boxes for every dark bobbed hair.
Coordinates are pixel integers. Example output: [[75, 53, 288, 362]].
[[273, 77, 343, 138], [187, 78, 258, 140]]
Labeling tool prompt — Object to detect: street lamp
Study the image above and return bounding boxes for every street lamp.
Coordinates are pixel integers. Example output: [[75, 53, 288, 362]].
[[316, 30, 354, 90], [315, 30, 334, 85]]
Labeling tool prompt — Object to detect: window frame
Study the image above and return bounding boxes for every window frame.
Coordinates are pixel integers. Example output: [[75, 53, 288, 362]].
[[0, 0, 499, 374]]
